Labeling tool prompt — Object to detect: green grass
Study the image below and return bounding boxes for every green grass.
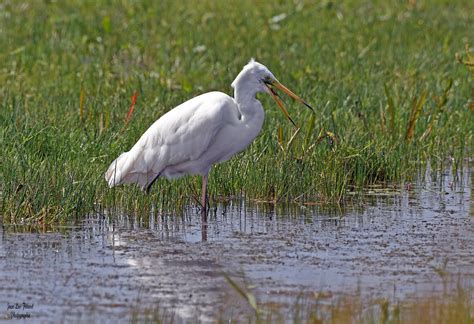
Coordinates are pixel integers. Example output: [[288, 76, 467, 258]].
[[1, 0, 473, 224]]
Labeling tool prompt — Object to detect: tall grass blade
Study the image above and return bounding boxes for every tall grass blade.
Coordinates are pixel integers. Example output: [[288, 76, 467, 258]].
[[286, 127, 301, 151], [379, 103, 386, 134], [79, 88, 85, 122], [405, 90, 427, 142], [277, 126, 285, 153], [456, 45, 474, 111], [384, 83, 396, 135], [223, 273, 260, 320], [303, 113, 316, 151], [420, 80, 452, 141], [125, 91, 138, 125]]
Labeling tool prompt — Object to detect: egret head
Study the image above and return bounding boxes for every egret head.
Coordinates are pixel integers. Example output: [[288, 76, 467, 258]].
[[232, 59, 314, 126], [231, 59, 276, 93]]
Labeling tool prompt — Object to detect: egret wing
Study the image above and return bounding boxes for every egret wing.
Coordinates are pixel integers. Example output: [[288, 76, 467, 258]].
[[105, 91, 237, 190]]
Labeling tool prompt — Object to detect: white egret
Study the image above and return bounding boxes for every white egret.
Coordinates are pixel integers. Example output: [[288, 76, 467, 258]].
[[105, 59, 313, 214]]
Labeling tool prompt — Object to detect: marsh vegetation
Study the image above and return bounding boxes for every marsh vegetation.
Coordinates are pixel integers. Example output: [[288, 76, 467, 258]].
[[1, 0, 473, 224]]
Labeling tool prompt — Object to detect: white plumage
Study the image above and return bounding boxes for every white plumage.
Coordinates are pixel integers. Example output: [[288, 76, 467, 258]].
[[105, 59, 313, 211]]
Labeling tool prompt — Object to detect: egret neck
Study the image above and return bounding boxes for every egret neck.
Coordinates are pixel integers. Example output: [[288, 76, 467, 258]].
[[232, 77, 265, 139]]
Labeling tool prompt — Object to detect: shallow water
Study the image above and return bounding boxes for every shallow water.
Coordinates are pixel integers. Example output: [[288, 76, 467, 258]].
[[0, 163, 472, 321]]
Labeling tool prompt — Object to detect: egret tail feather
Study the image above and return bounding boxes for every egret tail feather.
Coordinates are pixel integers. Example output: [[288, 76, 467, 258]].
[[105, 151, 161, 191], [105, 152, 129, 188]]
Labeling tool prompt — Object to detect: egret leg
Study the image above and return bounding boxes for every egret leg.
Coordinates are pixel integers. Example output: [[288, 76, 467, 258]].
[[200, 173, 209, 241], [145, 172, 161, 194], [200, 173, 208, 221]]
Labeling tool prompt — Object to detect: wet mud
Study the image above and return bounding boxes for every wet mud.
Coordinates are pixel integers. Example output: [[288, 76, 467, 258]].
[[0, 165, 472, 321]]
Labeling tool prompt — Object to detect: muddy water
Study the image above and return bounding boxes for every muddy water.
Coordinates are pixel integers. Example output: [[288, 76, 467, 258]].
[[0, 164, 472, 321]]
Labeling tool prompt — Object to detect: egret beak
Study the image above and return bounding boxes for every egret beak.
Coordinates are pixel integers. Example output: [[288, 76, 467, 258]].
[[267, 86, 296, 127], [264, 79, 314, 127]]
